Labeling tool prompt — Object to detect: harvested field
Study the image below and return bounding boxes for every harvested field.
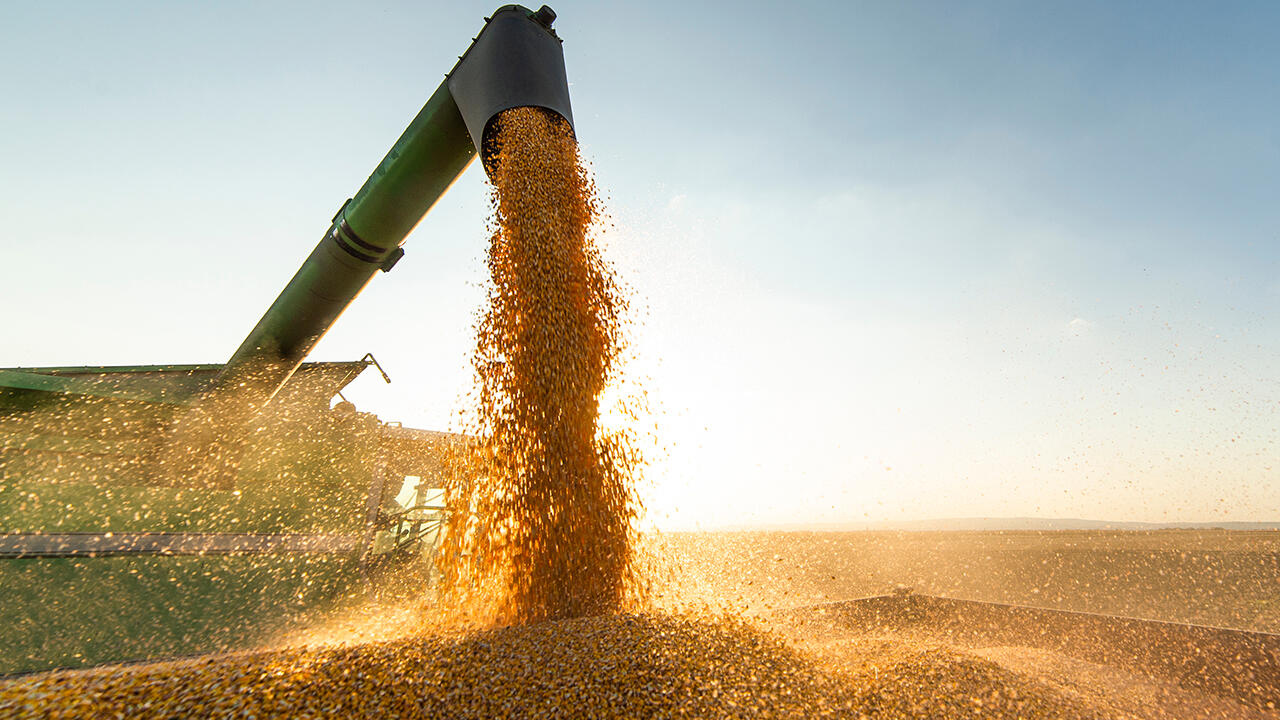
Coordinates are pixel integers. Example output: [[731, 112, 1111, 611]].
[[655, 529, 1280, 632], [6, 531, 1277, 717]]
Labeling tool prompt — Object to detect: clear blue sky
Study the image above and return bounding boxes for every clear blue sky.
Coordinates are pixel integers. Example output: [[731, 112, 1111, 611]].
[[2, 1, 1277, 526]]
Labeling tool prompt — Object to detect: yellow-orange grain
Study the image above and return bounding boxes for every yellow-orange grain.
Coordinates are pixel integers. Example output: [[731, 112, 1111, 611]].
[[436, 107, 645, 625]]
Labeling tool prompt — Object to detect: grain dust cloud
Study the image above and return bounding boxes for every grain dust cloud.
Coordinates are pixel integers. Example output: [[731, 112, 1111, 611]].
[[3, 103, 1275, 720]]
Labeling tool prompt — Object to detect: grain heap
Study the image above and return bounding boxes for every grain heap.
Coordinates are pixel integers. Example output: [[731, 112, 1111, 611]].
[[436, 107, 645, 625], [0, 613, 1109, 719]]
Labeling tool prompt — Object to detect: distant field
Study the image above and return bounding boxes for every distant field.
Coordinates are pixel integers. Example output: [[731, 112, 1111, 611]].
[[4, 529, 1276, 675], [654, 530, 1280, 633]]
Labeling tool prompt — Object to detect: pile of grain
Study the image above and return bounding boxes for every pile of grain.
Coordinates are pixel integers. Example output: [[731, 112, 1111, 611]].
[[0, 613, 1107, 719], [437, 107, 645, 625]]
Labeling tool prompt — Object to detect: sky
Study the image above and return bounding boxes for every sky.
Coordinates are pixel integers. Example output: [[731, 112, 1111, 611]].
[[2, 1, 1277, 528]]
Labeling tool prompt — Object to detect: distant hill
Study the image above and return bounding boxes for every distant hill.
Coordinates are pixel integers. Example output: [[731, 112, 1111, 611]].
[[734, 517, 1280, 532]]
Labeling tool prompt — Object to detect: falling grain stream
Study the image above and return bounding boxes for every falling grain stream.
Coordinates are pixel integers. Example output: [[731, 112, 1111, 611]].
[[437, 107, 645, 626]]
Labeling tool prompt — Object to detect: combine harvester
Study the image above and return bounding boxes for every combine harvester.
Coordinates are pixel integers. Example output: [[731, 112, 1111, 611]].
[[0, 4, 572, 674], [1, 5, 1275, 712]]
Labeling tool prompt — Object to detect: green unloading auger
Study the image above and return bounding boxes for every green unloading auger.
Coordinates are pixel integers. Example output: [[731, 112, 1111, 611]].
[[217, 4, 573, 408]]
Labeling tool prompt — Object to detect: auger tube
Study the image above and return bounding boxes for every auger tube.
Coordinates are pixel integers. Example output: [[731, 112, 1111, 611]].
[[216, 4, 573, 408]]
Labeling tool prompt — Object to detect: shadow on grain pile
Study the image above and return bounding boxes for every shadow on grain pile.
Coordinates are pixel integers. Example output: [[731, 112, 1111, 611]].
[[2, 612, 1111, 719]]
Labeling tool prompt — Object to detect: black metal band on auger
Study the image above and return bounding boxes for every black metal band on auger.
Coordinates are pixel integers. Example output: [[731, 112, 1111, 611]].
[[329, 225, 382, 264], [338, 218, 384, 255]]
